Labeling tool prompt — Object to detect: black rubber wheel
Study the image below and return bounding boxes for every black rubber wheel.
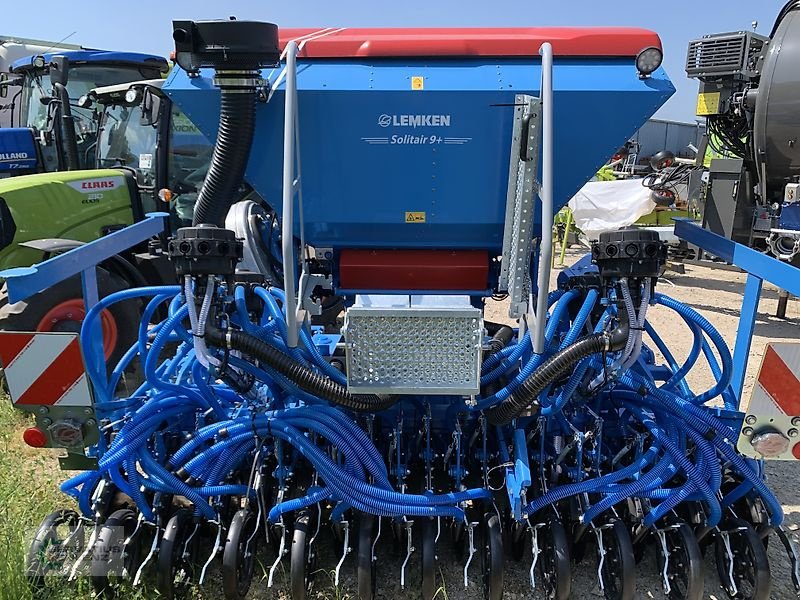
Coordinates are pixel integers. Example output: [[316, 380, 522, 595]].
[[26, 509, 84, 588], [658, 522, 704, 600], [480, 513, 504, 600], [598, 520, 635, 600], [510, 521, 527, 561], [91, 508, 141, 597], [290, 513, 317, 600], [450, 520, 467, 560], [421, 518, 437, 600], [157, 508, 198, 599], [357, 514, 376, 600], [539, 519, 571, 600], [714, 518, 771, 600], [222, 509, 259, 600], [0, 269, 140, 371]]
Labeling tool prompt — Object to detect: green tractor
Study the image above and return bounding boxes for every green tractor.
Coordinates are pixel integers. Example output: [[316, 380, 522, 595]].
[[0, 79, 217, 364]]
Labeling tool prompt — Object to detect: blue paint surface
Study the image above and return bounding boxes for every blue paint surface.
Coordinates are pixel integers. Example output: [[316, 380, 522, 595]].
[[0, 128, 38, 172], [166, 56, 673, 250], [11, 50, 167, 73]]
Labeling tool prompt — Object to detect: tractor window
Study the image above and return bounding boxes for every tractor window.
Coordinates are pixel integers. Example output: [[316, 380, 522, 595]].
[[20, 65, 154, 169], [97, 102, 159, 188], [167, 105, 212, 226]]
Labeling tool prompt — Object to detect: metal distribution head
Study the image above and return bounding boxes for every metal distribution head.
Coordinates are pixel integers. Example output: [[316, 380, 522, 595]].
[[164, 26, 674, 251], [172, 19, 281, 74]]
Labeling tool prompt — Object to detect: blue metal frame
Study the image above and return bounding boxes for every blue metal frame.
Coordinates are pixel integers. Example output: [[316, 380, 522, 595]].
[[0, 213, 167, 377], [0, 213, 167, 304], [674, 218, 800, 405]]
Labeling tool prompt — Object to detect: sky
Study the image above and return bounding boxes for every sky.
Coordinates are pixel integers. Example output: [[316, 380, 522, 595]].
[[4, 0, 788, 122]]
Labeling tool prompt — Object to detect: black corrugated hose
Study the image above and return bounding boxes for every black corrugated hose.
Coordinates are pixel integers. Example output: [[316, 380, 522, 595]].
[[205, 322, 396, 413], [192, 75, 258, 227], [485, 326, 629, 426], [486, 325, 514, 356]]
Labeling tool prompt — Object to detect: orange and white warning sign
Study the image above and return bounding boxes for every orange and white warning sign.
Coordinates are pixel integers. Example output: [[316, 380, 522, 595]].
[[748, 342, 800, 416], [0, 332, 92, 407]]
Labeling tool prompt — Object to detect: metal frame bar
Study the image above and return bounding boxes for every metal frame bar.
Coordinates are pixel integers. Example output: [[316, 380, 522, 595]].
[[533, 42, 554, 354], [281, 42, 300, 348], [0, 212, 168, 304], [674, 218, 800, 404]]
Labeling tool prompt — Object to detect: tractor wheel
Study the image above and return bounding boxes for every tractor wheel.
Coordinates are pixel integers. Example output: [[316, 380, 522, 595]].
[[0, 269, 140, 371]]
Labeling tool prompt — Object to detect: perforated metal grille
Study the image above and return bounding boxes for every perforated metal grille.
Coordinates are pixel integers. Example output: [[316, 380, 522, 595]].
[[499, 94, 540, 318], [344, 309, 482, 395]]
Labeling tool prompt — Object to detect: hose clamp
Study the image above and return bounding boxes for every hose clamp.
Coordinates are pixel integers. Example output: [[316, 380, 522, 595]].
[[213, 75, 265, 90], [225, 330, 233, 350]]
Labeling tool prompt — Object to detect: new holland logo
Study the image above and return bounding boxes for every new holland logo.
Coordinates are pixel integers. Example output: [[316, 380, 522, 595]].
[[377, 114, 451, 128], [0, 152, 30, 161]]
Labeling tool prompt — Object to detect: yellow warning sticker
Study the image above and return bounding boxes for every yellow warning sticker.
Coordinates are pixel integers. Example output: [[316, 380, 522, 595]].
[[405, 211, 426, 223], [696, 92, 721, 116], [411, 76, 424, 91]]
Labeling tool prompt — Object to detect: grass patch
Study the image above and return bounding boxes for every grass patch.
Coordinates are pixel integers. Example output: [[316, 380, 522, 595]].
[[0, 397, 95, 597]]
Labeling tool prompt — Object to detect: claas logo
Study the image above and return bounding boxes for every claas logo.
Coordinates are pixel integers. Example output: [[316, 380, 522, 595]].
[[80, 180, 116, 190]]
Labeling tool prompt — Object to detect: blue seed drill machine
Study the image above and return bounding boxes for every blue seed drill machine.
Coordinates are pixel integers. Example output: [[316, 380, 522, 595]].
[[2, 18, 800, 600]]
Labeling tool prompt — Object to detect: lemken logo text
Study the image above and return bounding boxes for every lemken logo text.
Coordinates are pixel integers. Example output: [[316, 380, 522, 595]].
[[378, 114, 451, 128]]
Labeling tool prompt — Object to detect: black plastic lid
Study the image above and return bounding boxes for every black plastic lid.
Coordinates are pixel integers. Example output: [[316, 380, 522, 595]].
[[172, 19, 281, 73]]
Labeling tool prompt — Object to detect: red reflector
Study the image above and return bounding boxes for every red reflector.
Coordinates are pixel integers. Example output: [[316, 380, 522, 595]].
[[793, 441, 800, 461], [339, 249, 489, 291], [23, 427, 48, 448]]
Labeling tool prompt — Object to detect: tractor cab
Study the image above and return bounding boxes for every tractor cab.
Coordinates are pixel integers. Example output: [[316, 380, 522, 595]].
[[0, 49, 167, 175], [87, 78, 213, 228]]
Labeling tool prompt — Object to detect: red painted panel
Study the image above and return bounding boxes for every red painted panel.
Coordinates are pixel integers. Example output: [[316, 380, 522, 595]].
[[279, 27, 661, 59], [339, 249, 489, 291]]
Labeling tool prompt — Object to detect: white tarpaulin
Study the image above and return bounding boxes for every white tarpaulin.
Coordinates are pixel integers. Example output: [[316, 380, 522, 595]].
[[567, 178, 656, 240]]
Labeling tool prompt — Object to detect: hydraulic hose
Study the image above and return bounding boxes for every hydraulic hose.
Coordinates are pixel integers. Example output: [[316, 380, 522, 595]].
[[192, 73, 259, 227], [486, 324, 629, 425], [205, 322, 396, 413]]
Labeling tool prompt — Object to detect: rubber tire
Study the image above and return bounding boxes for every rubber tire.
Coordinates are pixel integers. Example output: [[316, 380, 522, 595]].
[[222, 509, 259, 600], [599, 520, 635, 600], [421, 518, 437, 600], [714, 518, 771, 600], [290, 514, 313, 600], [157, 508, 196, 600], [26, 509, 83, 588], [451, 520, 467, 560], [540, 519, 571, 600], [510, 521, 527, 562], [659, 522, 704, 600], [357, 514, 376, 600], [481, 513, 504, 600], [0, 269, 140, 370], [91, 508, 140, 598]]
